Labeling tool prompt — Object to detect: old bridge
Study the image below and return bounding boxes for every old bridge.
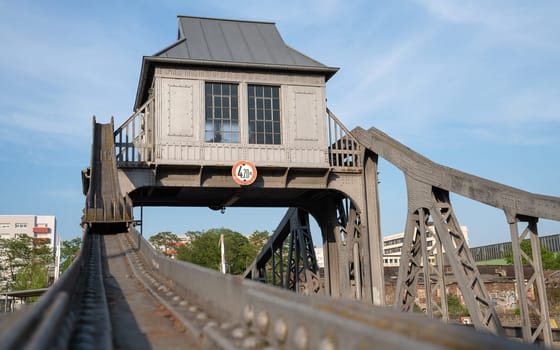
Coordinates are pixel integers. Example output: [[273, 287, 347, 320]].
[[1, 16, 559, 349]]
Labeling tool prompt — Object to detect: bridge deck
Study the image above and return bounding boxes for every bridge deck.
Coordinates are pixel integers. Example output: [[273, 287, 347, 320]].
[[102, 233, 199, 349]]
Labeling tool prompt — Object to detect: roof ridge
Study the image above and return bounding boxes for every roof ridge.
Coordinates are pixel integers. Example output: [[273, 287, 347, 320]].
[[177, 15, 275, 26]]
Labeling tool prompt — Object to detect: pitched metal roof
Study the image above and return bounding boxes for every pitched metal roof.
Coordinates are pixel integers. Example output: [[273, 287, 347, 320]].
[[134, 16, 338, 109]]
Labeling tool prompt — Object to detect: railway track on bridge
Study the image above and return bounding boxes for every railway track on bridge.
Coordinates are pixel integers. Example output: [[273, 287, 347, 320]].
[[0, 228, 540, 349]]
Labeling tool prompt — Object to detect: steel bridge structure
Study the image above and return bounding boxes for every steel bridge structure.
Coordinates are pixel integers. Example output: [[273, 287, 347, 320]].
[[0, 15, 559, 349]]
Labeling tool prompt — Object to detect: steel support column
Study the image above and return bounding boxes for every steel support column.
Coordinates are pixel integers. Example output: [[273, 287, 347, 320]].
[[363, 150, 385, 305], [507, 213, 553, 346]]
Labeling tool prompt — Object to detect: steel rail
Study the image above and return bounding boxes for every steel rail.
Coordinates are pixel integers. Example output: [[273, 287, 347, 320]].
[[125, 227, 538, 349]]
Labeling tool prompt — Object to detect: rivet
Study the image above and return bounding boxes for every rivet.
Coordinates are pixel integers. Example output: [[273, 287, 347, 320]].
[[232, 327, 247, 339], [242, 335, 260, 348], [243, 304, 254, 325], [294, 327, 308, 350], [318, 337, 335, 350], [274, 318, 288, 343], [256, 310, 269, 335]]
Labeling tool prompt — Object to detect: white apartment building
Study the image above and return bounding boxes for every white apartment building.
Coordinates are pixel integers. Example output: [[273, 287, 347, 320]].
[[383, 225, 469, 267], [0, 215, 57, 249]]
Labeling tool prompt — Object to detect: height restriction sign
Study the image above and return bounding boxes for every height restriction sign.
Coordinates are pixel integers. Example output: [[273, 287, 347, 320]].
[[232, 160, 257, 185]]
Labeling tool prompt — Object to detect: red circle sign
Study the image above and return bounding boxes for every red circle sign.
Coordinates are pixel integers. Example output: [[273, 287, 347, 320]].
[[232, 160, 257, 185]]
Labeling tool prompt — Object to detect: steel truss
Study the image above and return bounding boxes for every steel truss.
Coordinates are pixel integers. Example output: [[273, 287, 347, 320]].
[[507, 213, 553, 346], [244, 208, 322, 296], [334, 199, 365, 300], [396, 178, 502, 335]]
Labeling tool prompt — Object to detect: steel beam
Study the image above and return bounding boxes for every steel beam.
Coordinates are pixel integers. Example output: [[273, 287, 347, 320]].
[[507, 213, 553, 346]]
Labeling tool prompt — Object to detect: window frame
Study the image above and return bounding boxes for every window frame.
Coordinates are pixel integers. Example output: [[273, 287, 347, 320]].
[[204, 81, 240, 144], [247, 84, 282, 145]]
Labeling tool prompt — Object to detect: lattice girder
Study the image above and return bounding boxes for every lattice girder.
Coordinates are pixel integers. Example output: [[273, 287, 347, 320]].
[[507, 214, 553, 346], [397, 176, 503, 335]]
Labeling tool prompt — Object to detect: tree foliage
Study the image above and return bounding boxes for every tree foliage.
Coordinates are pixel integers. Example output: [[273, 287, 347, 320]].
[[60, 237, 82, 274], [0, 236, 53, 291], [149, 231, 180, 257], [248, 230, 270, 256], [177, 228, 257, 275], [505, 240, 560, 270]]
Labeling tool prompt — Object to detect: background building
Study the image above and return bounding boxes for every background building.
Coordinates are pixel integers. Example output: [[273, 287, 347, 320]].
[[0, 215, 57, 249], [382, 225, 469, 267]]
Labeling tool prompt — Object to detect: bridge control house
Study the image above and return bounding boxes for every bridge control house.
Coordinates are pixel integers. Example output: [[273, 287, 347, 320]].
[[130, 16, 339, 168]]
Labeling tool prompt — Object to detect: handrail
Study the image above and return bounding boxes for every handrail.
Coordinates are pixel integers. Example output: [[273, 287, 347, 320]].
[[327, 108, 362, 170], [0, 232, 85, 349], [114, 95, 155, 165], [127, 227, 535, 349]]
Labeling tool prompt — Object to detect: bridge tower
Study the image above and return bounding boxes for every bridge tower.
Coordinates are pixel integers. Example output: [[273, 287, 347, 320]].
[[84, 16, 385, 305]]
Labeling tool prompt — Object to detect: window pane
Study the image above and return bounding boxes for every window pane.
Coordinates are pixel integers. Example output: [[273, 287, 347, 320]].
[[205, 82, 239, 143], [247, 85, 281, 144]]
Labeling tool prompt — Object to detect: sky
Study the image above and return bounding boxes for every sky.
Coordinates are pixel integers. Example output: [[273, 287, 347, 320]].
[[0, 0, 558, 248]]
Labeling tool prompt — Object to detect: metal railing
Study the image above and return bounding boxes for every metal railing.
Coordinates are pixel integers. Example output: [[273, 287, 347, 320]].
[[114, 95, 154, 165], [327, 108, 362, 170]]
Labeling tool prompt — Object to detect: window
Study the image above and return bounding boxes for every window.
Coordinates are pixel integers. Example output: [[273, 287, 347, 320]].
[[205, 82, 239, 143], [15, 223, 27, 229], [0, 223, 10, 229], [248, 85, 281, 144]]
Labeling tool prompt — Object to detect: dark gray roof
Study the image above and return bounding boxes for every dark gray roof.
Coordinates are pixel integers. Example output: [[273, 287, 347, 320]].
[[135, 16, 338, 109], [159, 16, 332, 68]]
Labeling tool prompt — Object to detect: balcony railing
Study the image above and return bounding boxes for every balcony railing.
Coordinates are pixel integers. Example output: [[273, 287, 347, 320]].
[[114, 95, 154, 166], [327, 108, 362, 170]]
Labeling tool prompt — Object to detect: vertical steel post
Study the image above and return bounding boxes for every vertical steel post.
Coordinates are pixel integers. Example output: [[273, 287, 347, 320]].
[[507, 213, 553, 346], [363, 150, 385, 305]]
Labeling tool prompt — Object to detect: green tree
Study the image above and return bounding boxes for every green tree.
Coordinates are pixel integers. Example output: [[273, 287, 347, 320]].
[[505, 240, 560, 270], [0, 236, 32, 290], [60, 237, 82, 274], [447, 294, 469, 317], [0, 236, 53, 291], [248, 230, 270, 256], [177, 228, 256, 275], [149, 231, 180, 257]]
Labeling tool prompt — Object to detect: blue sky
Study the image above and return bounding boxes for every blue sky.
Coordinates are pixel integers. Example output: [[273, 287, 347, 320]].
[[0, 0, 558, 247]]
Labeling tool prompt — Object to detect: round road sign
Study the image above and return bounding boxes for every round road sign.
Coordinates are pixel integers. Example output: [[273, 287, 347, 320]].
[[232, 160, 257, 185]]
